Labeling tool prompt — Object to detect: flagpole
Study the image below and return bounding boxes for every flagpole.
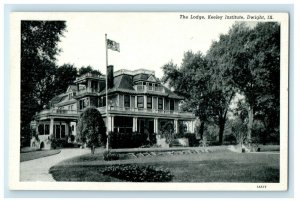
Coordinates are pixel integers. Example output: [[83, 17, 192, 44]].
[[105, 33, 109, 151]]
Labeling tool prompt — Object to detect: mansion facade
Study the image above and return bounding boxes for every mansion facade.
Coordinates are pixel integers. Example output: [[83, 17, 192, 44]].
[[33, 67, 196, 149]]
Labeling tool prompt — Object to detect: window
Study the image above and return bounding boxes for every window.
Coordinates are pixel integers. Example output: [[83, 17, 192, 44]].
[[92, 81, 98, 92], [137, 96, 144, 108], [147, 96, 152, 109], [170, 99, 175, 111], [54, 124, 66, 139], [79, 99, 85, 110], [158, 97, 163, 110], [55, 125, 60, 139], [124, 95, 130, 108], [68, 93, 72, 100], [45, 124, 49, 134], [61, 125, 66, 138], [103, 96, 106, 106], [38, 124, 44, 135]]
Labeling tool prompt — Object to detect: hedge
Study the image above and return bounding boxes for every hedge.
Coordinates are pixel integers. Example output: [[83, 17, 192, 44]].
[[108, 132, 156, 149]]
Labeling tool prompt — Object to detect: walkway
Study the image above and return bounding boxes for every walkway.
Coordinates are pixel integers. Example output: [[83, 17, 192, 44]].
[[20, 148, 90, 182]]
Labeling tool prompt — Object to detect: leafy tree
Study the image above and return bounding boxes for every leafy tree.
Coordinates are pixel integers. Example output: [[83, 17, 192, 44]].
[[21, 20, 66, 145], [162, 51, 234, 144], [78, 65, 102, 76], [77, 107, 106, 153], [207, 22, 280, 143], [52, 64, 78, 96], [162, 51, 211, 139]]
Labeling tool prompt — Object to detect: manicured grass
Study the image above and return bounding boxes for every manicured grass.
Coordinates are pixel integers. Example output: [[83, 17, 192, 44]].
[[50, 149, 279, 182], [20, 149, 61, 162]]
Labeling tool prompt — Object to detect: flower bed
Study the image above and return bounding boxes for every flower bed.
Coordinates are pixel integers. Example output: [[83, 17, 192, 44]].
[[102, 164, 173, 182]]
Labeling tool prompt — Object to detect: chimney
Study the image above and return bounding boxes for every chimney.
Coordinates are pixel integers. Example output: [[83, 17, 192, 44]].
[[107, 65, 114, 89]]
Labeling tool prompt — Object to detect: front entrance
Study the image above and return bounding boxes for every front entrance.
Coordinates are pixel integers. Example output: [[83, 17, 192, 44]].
[[137, 118, 154, 134]]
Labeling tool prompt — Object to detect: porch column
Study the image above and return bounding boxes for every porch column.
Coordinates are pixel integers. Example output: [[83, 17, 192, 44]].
[[112, 116, 114, 132], [190, 120, 195, 133], [87, 80, 91, 92], [174, 119, 179, 133], [154, 118, 158, 133], [107, 115, 114, 132], [133, 117, 138, 132], [35, 121, 39, 135], [49, 118, 54, 136], [144, 95, 147, 109]]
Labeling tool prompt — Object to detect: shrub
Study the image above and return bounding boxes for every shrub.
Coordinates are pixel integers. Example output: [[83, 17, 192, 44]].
[[77, 107, 106, 149], [223, 134, 237, 145], [51, 138, 68, 149], [103, 151, 119, 161], [160, 122, 175, 144], [174, 133, 198, 147], [149, 133, 157, 146], [102, 164, 173, 182], [109, 132, 148, 148]]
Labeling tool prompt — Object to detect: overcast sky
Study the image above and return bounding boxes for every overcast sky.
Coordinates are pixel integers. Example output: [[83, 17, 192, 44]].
[[55, 13, 237, 78]]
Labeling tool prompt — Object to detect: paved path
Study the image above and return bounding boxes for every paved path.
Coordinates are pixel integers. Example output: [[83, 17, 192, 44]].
[[20, 148, 90, 182]]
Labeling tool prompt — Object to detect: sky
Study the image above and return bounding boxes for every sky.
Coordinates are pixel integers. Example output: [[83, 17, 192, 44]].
[[55, 12, 237, 78]]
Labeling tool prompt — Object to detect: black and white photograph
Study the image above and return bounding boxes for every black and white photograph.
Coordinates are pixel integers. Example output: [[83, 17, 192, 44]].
[[9, 12, 289, 191]]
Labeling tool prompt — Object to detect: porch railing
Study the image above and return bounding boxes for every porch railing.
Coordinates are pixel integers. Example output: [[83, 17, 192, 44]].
[[97, 106, 194, 116], [38, 109, 78, 115], [135, 85, 164, 93]]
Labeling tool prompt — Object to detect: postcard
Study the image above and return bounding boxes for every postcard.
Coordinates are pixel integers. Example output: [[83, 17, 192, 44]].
[[9, 12, 289, 191]]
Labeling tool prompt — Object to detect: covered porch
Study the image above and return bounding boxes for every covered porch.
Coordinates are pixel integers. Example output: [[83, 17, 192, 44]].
[[105, 115, 195, 135]]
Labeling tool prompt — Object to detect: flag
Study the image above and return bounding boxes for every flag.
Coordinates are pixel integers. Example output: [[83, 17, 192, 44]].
[[107, 39, 120, 52]]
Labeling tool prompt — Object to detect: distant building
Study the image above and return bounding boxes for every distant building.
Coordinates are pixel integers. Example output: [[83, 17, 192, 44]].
[[33, 66, 196, 149]]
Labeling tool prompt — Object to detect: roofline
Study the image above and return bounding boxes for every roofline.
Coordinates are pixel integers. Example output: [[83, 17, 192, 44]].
[[114, 69, 155, 77]]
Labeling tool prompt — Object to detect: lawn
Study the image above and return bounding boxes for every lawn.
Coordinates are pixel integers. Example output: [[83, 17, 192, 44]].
[[20, 149, 61, 162], [49, 148, 279, 182]]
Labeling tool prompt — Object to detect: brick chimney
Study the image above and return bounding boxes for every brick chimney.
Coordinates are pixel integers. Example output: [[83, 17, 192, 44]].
[[107, 65, 114, 89]]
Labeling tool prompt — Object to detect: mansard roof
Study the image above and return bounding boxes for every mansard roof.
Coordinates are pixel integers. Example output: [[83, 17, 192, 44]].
[[99, 73, 183, 99]]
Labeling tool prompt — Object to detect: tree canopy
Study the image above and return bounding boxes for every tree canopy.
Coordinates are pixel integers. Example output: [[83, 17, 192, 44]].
[[21, 21, 66, 145], [162, 22, 280, 145], [78, 65, 102, 76], [207, 22, 280, 143], [21, 21, 102, 146]]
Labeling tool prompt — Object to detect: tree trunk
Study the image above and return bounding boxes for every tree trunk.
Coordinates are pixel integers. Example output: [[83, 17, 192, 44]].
[[199, 121, 204, 140], [218, 118, 225, 145], [247, 106, 254, 142]]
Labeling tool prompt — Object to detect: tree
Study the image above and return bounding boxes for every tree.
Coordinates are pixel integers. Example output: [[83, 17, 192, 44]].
[[77, 107, 106, 153], [78, 65, 102, 76], [21, 21, 66, 145], [162, 51, 211, 139], [207, 22, 280, 143], [162, 51, 234, 144], [52, 64, 78, 96]]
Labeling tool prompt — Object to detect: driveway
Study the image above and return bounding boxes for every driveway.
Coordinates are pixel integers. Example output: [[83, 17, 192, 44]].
[[20, 148, 90, 182]]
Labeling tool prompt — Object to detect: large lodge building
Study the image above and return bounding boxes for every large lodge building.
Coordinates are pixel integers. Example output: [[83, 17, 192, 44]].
[[33, 66, 196, 149]]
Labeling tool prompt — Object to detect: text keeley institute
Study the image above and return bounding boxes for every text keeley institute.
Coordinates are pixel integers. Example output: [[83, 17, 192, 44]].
[[185, 14, 263, 20]]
